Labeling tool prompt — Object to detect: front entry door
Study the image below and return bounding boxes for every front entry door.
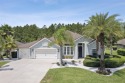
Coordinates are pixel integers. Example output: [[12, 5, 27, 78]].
[[78, 46, 82, 58]]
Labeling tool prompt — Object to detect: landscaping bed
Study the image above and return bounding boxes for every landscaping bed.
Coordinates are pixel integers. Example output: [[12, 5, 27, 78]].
[[83, 49, 125, 68], [83, 55, 125, 68]]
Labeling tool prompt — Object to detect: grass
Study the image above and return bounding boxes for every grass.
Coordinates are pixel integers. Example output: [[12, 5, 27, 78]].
[[0, 61, 8, 67], [41, 67, 125, 83], [105, 48, 125, 60], [105, 48, 118, 55]]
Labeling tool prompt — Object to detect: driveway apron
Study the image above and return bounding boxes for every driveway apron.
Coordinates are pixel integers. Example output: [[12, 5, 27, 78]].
[[0, 59, 56, 83]]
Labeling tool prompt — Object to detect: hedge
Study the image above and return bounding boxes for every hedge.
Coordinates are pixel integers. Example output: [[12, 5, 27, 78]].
[[105, 57, 125, 68], [63, 55, 73, 59], [83, 55, 125, 68], [117, 48, 125, 56], [83, 57, 100, 67]]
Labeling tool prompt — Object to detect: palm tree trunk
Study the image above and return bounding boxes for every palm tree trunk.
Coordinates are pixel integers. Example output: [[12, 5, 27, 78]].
[[0, 55, 3, 60], [9, 50, 12, 60], [60, 45, 63, 66], [110, 35, 113, 56], [96, 36, 99, 56], [99, 33, 105, 72]]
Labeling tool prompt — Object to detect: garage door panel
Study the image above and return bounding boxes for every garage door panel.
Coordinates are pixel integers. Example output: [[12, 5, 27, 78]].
[[36, 54, 57, 58], [35, 48, 57, 59], [35, 49, 57, 54]]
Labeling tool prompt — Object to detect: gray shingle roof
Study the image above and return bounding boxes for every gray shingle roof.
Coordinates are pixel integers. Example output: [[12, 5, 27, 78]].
[[18, 39, 41, 48], [117, 39, 125, 45], [18, 30, 83, 48], [49, 30, 83, 41], [15, 41, 23, 46]]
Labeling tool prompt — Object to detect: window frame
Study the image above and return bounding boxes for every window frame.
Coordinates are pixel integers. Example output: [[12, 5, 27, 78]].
[[63, 46, 73, 55]]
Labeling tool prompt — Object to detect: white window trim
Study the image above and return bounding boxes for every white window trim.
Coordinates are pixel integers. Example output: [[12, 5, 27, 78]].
[[63, 46, 73, 55]]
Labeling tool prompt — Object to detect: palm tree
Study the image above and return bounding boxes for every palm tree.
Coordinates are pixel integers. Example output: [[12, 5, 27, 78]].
[[106, 20, 123, 56], [84, 13, 122, 74], [0, 30, 5, 59], [121, 22, 125, 38], [50, 27, 74, 66], [5, 35, 17, 59]]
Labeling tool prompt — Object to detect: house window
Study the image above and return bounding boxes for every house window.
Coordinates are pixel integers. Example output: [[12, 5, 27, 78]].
[[92, 49, 97, 55], [63, 46, 73, 55], [64, 47, 66, 55]]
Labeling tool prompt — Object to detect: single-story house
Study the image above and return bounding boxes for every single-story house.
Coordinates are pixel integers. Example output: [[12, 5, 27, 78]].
[[17, 31, 99, 59], [11, 41, 24, 58], [116, 39, 125, 48]]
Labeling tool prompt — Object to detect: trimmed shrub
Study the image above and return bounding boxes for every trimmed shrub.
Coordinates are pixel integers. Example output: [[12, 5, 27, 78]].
[[105, 57, 125, 68], [84, 54, 125, 68], [117, 48, 125, 56], [85, 55, 92, 59], [113, 46, 117, 50], [112, 55, 121, 58], [83, 58, 100, 67], [105, 53, 110, 56], [63, 55, 73, 59], [98, 55, 110, 59]]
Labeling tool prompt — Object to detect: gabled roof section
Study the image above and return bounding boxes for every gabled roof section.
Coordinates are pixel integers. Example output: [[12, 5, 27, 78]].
[[66, 30, 83, 40], [15, 41, 23, 48], [18, 39, 41, 48], [117, 39, 125, 45], [49, 30, 83, 41]]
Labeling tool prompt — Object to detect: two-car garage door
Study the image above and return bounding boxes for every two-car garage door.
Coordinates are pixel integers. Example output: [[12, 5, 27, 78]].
[[35, 48, 57, 59]]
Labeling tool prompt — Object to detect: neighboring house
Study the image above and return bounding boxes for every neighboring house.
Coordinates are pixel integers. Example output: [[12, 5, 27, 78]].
[[116, 39, 125, 48], [17, 31, 98, 59]]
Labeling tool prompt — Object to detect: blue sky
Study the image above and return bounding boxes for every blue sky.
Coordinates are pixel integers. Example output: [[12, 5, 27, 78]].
[[0, 0, 125, 27]]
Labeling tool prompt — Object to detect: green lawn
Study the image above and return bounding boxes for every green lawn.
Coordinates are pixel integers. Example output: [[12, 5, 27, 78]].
[[0, 61, 8, 67], [105, 48, 125, 60], [41, 67, 125, 83], [105, 48, 118, 55]]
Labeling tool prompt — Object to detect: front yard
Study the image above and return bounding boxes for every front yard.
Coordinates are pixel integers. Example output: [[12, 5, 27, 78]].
[[41, 48, 125, 83], [41, 67, 125, 83], [0, 61, 8, 67]]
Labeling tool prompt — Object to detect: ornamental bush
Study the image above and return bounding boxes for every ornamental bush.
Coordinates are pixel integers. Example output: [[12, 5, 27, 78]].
[[83, 57, 100, 67], [105, 57, 125, 68], [117, 48, 125, 56], [83, 55, 125, 68]]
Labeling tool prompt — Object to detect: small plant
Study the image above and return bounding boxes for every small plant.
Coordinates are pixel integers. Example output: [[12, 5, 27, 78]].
[[96, 68, 111, 75], [71, 60, 76, 64], [79, 60, 81, 64], [56, 62, 67, 66], [117, 48, 125, 56], [64, 55, 73, 59], [56, 62, 60, 66], [112, 46, 117, 50]]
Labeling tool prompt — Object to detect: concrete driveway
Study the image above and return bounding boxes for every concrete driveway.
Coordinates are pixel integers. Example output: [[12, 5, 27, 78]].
[[0, 59, 57, 83]]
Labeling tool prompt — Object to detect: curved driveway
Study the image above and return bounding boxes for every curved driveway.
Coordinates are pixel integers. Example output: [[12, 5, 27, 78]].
[[0, 59, 57, 83]]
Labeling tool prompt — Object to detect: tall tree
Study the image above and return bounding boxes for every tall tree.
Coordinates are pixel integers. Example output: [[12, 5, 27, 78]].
[[84, 13, 122, 74], [5, 35, 17, 59], [0, 30, 5, 59], [51, 27, 74, 66]]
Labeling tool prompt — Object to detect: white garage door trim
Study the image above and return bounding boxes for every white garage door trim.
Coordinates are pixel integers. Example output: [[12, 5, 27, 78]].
[[35, 48, 57, 59]]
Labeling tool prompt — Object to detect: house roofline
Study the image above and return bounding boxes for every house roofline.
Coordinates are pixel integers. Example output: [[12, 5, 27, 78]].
[[29, 38, 60, 48]]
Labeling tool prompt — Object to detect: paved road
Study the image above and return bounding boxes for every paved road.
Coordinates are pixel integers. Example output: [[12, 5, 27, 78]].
[[0, 59, 57, 83]]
